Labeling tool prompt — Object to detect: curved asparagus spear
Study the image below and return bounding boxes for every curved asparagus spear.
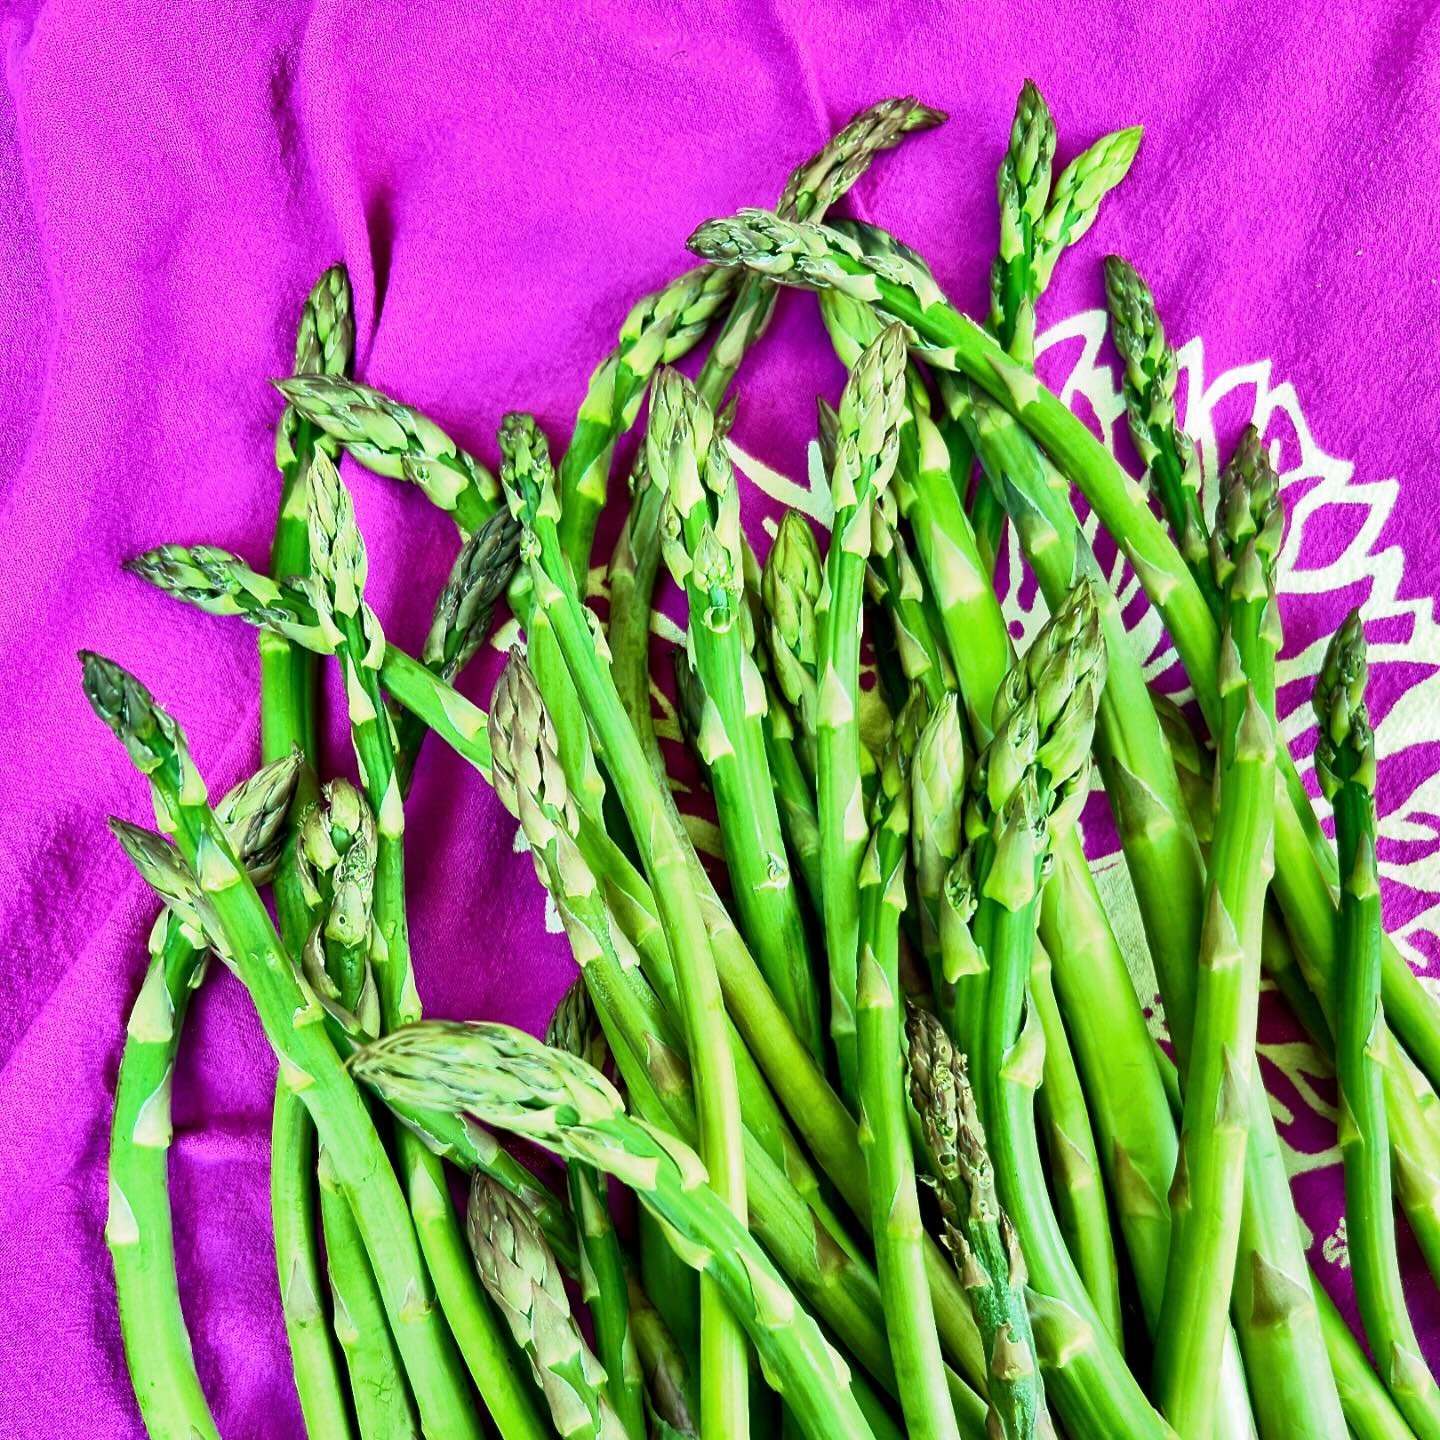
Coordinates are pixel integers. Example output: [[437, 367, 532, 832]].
[[468, 1173, 628, 1440], [695, 96, 945, 407], [108, 756, 299, 1440], [1317, 616, 1440, 1439], [547, 984, 646, 1440], [815, 324, 908, 1098], [82, 655, 484, 1440], [392, 508, 520, 787], [275, 373, 499, 536], [1153, 436, 1282, 1437], [498, 413, 751, 1439], [856, 716, 959, 1440], [352, 1021, 880, 1440], [908, 1005, 1049, 1440]]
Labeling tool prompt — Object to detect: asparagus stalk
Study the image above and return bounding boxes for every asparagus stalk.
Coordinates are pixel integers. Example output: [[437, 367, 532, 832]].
[[694, 96, 943, 404], [856, 716, 959, 1440], [468, 1173, 628, 1439], [814, 323, 908, 1097], [608, 96, 942, 812], [352, 1021, 881, 1440], [1152, 435, 1282, 1438], [1027, 941, 1122, 1348], [628, 1264, 699, 1436], [82, 655, 485, 1440], [125, 544, 496, 779], [867, 488, 952, 707], [910, 693, 966, 1000], [1102, 255, 1218, 611], [907, 1005, 1049, 1440], [762, 510, 825, 780], [1317, 616, 1440, 1438], [547, 983, 646, 1440], [967, 586, 1168, 1440], [991, 84, 1143, 364], [264, 262, 370, 1440], [307, 447, 555, 1438], [274, 373, 499, 536], [107, 756, 299, 1440], [649, 368, 823, 1058], [498, 413, 751, 1439]]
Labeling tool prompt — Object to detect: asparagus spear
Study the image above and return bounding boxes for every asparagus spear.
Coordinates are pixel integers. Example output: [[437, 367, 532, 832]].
[[607, 97, 942, 813], [856, 712, 959, 1440], [107, 756, 299, 1440], [1152, 434, 1282, 1438], [909, 693, 966, 1000], [265, 262, 374, 1440], [1027, 941, 1122, 1348], [82, 655, 486, 1440], [977, 87, 1140, 567], [547, 983, 646, 1440], [468, 1173, 628, 1440], [762, 509, 825, 780], [498, 413, 752, 1438], [693, 95, 944, 408], [991, 85, 1142, 363], [819, 249, 1132, 1352], [352, 1021, 881, 1440], [907, 1005, 1049, 1440], [649, 368, 823, 1058], [1103, 255, 1219, 611], [814, 323, 908, 1098], [628, 1264, 699, 1436], [965, 585, 1168, 1440], [1317, 616, 1440, 1438], [691, 207, 1440, 1102], [274, 373, 499, 536]]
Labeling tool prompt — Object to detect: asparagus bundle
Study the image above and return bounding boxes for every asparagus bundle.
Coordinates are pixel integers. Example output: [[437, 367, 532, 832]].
[[88, 82, 1440, 1440]]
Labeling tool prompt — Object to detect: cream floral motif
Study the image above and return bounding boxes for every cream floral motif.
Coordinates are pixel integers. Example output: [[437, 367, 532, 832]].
[[1323, 1216, 1351, 1271]]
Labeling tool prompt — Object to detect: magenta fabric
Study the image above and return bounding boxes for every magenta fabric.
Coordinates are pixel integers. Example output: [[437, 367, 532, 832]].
[[2, 2, 1438, 1433]]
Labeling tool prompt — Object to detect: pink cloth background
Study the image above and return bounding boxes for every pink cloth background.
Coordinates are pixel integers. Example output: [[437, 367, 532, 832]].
[[1, 2, 1437, 1433]]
